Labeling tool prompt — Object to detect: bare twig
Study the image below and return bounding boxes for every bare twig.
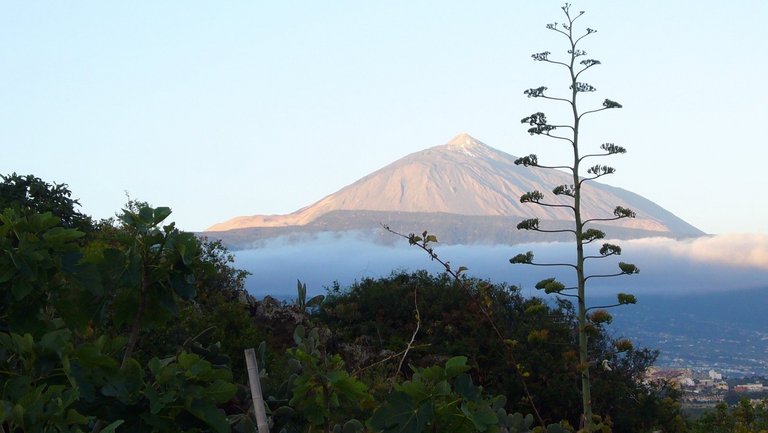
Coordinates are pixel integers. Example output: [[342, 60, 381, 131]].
[[352, 344, 432, 377], [181, 326, 217, 351], [394, 288, 420, 380], [382, 224, 546, 428]]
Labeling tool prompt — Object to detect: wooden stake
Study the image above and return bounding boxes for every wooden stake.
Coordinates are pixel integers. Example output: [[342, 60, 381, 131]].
[[245, 348, 270, 433]]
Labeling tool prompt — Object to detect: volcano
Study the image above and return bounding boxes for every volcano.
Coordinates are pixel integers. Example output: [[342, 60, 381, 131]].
[[205, 133, 703, 248]]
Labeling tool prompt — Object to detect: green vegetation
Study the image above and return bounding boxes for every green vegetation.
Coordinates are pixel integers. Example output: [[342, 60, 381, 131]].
[[0, 180, 247, 432], [2, 172, 699, 433], [509, 4, 639, 431], [688, 399, 768, 433], [1, 171, 766, 433]]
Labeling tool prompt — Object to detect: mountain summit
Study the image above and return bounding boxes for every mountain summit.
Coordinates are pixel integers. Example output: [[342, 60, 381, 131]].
[[206, 134, 702, 245]]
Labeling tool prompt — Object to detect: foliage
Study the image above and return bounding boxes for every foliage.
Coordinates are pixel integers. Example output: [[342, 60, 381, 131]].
[[315, 271, 680, 431], [269, 325, 372, 433], [0, 199, 244, 432], [1, 175, 687, 432], [689, 399, 768, 433], [368, 356, 569, 433], [135, 235, 264, 385], [511, 4, 638, 431], [0, 173, 93, 234]]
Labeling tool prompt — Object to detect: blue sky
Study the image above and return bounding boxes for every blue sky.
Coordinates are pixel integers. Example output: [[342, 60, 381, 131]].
[[2, 1, 766, 234]]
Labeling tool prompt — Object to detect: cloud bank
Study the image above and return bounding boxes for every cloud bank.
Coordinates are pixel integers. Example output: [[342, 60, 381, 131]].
[[628, 234, 768, 269], [232, 232, 768, 299]]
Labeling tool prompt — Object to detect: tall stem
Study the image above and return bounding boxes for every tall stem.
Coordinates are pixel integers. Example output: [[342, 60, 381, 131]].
[[568, 16, 594, 432]]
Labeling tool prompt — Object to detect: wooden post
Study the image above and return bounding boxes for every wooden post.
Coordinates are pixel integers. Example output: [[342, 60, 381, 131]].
[[245, 348, 270, 433]]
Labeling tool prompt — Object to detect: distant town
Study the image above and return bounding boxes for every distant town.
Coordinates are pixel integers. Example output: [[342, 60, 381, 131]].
[[648, 367, 767, 412]]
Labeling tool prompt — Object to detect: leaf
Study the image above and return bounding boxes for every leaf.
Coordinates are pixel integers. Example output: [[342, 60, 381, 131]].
[[138, 206, 155, 225], [147, 356, 175, 376], [188, 398, 230, 433], [42, 226, 84, 244], [307, 294, 325, 308], [342, 419, 365, 433], [454, 374, 480, 401], [11, 333, 35, 355], [65, 408, 90, 425], [0, 262, 17, 283], [432, 380, 451, 397], [100, 420, 126, 433], [470, 405, 498, 431], [145, 387, 172, 414], [171, 272, 196, 300], [368, 391, 433, 433], [75, 343, 119, 370], [205, 380, 237, 404], [40, 329, 72, 357], [444, 356, 469, 378]]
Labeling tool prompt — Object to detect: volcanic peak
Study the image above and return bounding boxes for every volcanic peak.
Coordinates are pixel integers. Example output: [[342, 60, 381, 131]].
[[444, 132, 484, 156]]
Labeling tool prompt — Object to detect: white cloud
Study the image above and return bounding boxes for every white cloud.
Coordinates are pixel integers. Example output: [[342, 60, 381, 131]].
[[626, 234, 768, 268]]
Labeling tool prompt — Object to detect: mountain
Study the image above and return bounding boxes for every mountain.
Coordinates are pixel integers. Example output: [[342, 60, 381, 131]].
[[206, 133, 703, 248]]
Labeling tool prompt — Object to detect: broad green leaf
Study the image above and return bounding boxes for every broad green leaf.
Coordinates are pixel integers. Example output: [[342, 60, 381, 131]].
[[190, 400, 235, 431], [147, 356, 175, 376], [399, 380, 429, 401], [205, 380, 237, 404], [65, 408, 90, 425], [432, 380, 451, 397], [75, 344, 119, 370], [171, 272, 196, 300], [470, 405, 498, 431], [444, 356, 469, 378], [11, 333, 35, 354], [138, 207, 154, 225], [40, 329, 72, 357], [454, 374, 480, 401], [42, 226, 84, 244], [368, 391, 433, 433]]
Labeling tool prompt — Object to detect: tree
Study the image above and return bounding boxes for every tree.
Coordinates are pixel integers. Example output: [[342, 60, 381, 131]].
[[509, 4, 639, 431], [0, 173, 93, 233], [690, 399, 768, 433], [0, 203, 240, 432], [316, 271, 685, 431]]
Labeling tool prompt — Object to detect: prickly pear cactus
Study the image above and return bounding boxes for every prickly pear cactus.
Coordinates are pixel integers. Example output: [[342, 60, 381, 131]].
[[498, 412, 535, 432]]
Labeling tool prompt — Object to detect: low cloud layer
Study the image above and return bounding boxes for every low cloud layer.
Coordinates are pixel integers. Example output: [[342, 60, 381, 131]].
[[628, 234, 768, 268], [232, 232, 768, 299]]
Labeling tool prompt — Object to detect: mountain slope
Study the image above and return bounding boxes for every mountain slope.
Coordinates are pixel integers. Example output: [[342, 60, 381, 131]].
[[206, 133, 703, 242]]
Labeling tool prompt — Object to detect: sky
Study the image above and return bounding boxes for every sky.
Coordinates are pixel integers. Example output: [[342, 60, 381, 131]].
[[2, 1, 767, 235]]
